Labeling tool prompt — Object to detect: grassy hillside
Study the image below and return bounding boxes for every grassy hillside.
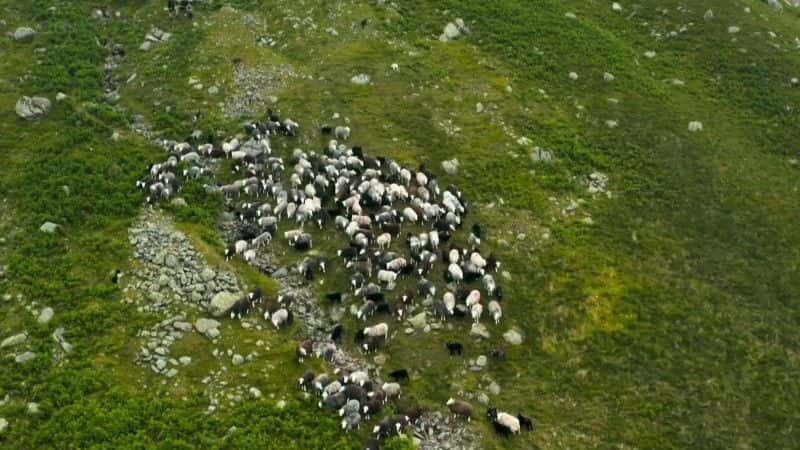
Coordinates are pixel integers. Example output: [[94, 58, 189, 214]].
[[0, 0, 798, 448]]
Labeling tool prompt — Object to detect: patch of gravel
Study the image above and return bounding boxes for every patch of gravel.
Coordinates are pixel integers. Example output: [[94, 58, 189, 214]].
[[222, 64, 298, 118]]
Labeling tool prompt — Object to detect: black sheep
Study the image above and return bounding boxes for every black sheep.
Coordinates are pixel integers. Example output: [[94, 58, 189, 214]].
[[325, 292, 343, 303], [388, 369, 409, 382], [111, 269, 123, 284], [446, 342, 464, 356]]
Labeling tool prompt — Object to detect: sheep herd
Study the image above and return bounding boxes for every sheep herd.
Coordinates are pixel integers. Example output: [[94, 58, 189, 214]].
[[136, 109, 535, 446]]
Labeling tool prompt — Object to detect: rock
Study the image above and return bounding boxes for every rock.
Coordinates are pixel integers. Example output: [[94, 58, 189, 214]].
[[249, 387, 262, 398], [276, 400, 286, 409], [13, 27, 36, 42], [404, 327, 414, 335], [350, 74, 371, 85], [728, 26, 740, 34], [170, 197, 187, 207], [195, 318, 221, 334], [15, 352, 36, 364], [476, 355, 487, 367], [39, 221, 58, 233], [165, 368, 178, 378], [688, 121, 703, 132], [441, 159, 459, 175], [568, 72, 578, 80], [644, 51, 656, 59], [768, 0, 783, 11], [603, 72, 615, 82], [440, 22, 460, 41], [408, 312, 427, 329], [703, 9, 714, 21], [272, 267, 288, 278], [208, 85, 220, 95], [173, 321, 192, 332], [56, 92, 67, 101], [0, 417, 6, 434], [178, 356, 192, 365], [200, 268, 216, 282], [16, 96, 51, 120], [209, 292, 238, 317], [470, 323, 490, 339], [488, 381, 501, 395], [1, 333, 27, 348], [232, 354, 245, 365], [139, 41, 153, 51], [155, 359, 167, 371], [27, 402, 39, 414], [503, 328, 523, 345], [374, 354, 387, 366], [612, 2, 622, 11], [37, 307, 54, 324]]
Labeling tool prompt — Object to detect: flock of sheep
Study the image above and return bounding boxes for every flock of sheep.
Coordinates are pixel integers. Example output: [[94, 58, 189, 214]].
[[137, 109, 534, 446]]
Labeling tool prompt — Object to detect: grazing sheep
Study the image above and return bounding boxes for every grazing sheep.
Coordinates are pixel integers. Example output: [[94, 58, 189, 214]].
[[401, 207, 418, 223], [291, 233, 313, 250], [377, 269, 397, 286], [488, 300, 502, 324], [243, 249, 256, 262], [362, 322, 389, 339], [326, 292, 343, 303], [388, 368, 409, 382], [363, 397, 383, 419], [471, 303, 483, 323], [283, 229, 303, 242], [299, 369, 315, 391], [361, 335, 384, 353], [320, 391, 347, 410], [357, 300, 377, 321], [466, 289, 481, 307], [296, 340, 313, 363], [482, 274, 497, 296], [381, 382, 401, 401], [376, 232, 391, 249], [271, 308, 292, 329], [446, 342, 464, 356], [447, 398, 474, 421], [447, 263, 464, 284], [443, 292, 456, 315], [487, 408, 521, 435], [335, 126, 351, 141], [235, 239, 249, 254], [339, 399, 361, 417]]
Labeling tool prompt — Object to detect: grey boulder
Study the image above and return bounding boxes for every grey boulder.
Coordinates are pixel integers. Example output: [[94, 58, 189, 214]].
[[16, 96, 51, 120]]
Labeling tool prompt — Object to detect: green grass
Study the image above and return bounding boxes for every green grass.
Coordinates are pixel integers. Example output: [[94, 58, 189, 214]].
[[1, 0, 799, 449]]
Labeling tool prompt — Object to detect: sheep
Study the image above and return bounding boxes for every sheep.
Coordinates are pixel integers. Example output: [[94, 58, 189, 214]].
[[401, 207, 418, 223], [487, 408, 521, 435], [443, 292, 456, 315], [447, 263, 464, 284], [283, 229, 303, 242], [433, 300, 449, 321], [488, 300, 502, 324], [447, 398, 474, 421], [363, 397, 383, 420], [325, 292, 343, 303], [291, 233, 313, 250], [388, 368, 409, 382], [298, 369, 314, 391], [271, 308, 292, 329], [417, 278, 436, 299], [335, 126, 351, 141], [471, 303, 483, 323], [357, 300, 377, 321], [376, 232, 391, 249], [235, 239, 249, 255], [448, 248, 460, 264], [339, 399, 361, 417], [342, 384, 367, 403], [470, 251, 487, 268], [377, 269, 398, 287], [361, 335, 384, 353], [362, 322, 389, 340], [385, 257, 407, 272], [446, 341, 464, 356], [296, 340, 313, 363], [320, 391, 347, 410], [251, 231, 272, 248], [466, 289, 481, 307], [243, 249, 256, 262], [381, 382, 401, 401], [323, 381, 343, 399], [482, 274, 497, 296]]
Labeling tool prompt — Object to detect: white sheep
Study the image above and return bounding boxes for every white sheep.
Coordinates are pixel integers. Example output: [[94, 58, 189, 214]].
[[376, 232, 392, 249], [243, 249, 256, 262], [471, 303, 483, 323], [271, 308, 290, 329], [448, 263, 463, 284], [235, 239, 249, 254], [363, 322, 389, 339], [377, 269, 398, 287], [401, 207, 418, 223], [443, 292, 455, 315], [488, 300, 502, 324], [466, 290, 481, 307]]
